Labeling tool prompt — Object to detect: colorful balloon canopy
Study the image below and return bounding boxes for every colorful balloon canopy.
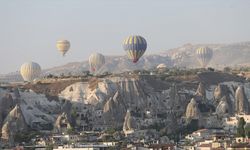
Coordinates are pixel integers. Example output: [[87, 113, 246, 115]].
[[89, 53, 105, 72], [196, 47, 213, 68], [56, 40, 70, 56], [122, 35, 147, 63], [20, 62, 41, 82]]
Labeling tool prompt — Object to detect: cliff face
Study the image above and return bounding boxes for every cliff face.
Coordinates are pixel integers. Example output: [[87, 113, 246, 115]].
[[214, 84, 230, 102], [195, 82, 206, 99], [0, 93, 15, 126], [1, 122, 14, 146], [58, 76, 188, 130], [0, 87, 60, 131], [59, 79, 114, 105], [235, 86, 250, 114], [3, 105, 27, 133], [1, 104, 27, 146], [54, 112, 73, 133], [103, 91, 127, 126], [216, 96, 230, 116], [123, 110, 136, 132], [55, 78, 250, 132], [19, 90, 59, 130], [185, 98, 200, 119], [0, 72, 250, 135]]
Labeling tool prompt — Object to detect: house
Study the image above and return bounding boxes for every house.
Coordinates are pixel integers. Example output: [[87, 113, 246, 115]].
[[227, 143, 250, 150], [148, 144, 175, 150], [183, 145, 195, 150], [223, 114, 250, 133], [52, 135, 80, 145], [197, 143, 212, 150], [102, 141, 117, 146], [54, 144, 109, 150], [36, 137, 47, 146], [185, 129, 210, 141]]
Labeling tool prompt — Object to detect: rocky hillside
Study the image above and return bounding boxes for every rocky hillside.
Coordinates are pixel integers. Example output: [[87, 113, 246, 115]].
[[0, 70, 250, 142], [42, 41, 250, 75], [162, 41, 250, 68], [1, 41, 250, 83]]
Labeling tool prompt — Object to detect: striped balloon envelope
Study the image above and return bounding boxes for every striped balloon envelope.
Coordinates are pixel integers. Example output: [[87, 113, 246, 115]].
[[122, 35, 147, 63], [20, 62, 41, 82], [196, 47, 213, 68], [89, 52, 105, 73], [56, 40, 70, 56]]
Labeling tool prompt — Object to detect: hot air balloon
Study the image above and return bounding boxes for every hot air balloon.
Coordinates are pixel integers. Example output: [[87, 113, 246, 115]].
[[122, 35, 147, 63], [56, 40, 70, 56], [196, 47, 213, 68], [156, 63, 167, 69], [20, 62, 41, 82], [89, 53, 105, 72]]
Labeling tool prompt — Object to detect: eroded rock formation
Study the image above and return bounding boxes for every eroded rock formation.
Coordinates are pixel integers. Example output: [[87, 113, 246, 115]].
[[235, 86, 249, 114], [0, 93, 15, 126], [123, 110, 136, 132], [195, 82, 206, 99], [3, 105, 27, 133], [214, 84, 230, 102], [1, 122, 14, 146], [185, 98, 200, 119], [216, 96, 230, 116], [54, 112, 73, 133]]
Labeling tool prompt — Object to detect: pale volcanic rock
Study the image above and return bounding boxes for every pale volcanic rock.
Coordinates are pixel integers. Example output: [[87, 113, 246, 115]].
[[103, 91, 126, 126], [59, 80, 114, 105], [1, 121, 10, 140], [6, 74, 244, 134], [60, 77, 187, 129], [185, 98, 200, 119], [214, 84, 229, 102], [3, 105, 28, 133], [54, 112, 73, 133], [123, 110, 136, 132], [195, 82, 206, 98], [216, 96, 230, 116], [235, 86, 250, 114], [19, 91, 59, 129], [103, 96, 115, 113], [1, 122, 14, 146]]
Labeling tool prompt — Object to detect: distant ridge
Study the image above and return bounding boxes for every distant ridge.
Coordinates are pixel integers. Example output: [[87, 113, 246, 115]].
[[1, 41, 250, 82]]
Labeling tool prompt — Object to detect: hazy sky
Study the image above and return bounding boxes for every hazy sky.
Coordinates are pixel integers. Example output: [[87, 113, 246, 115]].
[[1, 0, 250, 74]]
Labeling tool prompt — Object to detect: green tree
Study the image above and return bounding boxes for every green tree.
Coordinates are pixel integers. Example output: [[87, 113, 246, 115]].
[[105, 128, 116, 134], [46, 143, 54, 150], [70, 107, 77, 127], [14, 131, 42, 144], [245, 123, 250, 138], [185, 119, 199, 133], [237, 117, 246, 137], [223, 67, 231, 73], [66, 127, 75, 135]]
